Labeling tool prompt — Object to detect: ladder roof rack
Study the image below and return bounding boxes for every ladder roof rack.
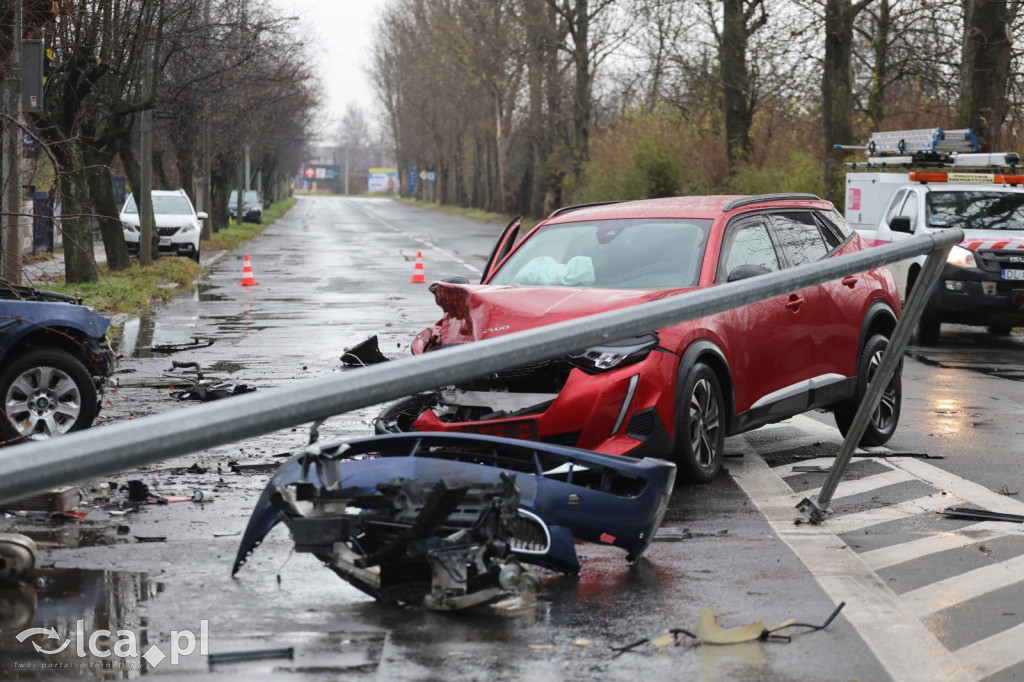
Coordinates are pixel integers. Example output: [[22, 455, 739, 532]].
[[839, 128, 1019, 172]]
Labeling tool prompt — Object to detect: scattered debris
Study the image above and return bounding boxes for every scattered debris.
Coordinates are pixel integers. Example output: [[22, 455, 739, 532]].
[[126, 480, 150, 502], [134, 536, 166, 543], [792, 466, 830, 473], [171, 382, 256, 401], [612, 602, 846, 653], [938, 507, 1024, 523], [192, 490, 215, 503], [340, 335, 390, 366], [209, 647, 294, 666], [149, 337, 215, 353], [654, 528, 729, 542], [996, 486, 1020, 497], [2, 487, 82, 513], [234, 432, 676, 610]]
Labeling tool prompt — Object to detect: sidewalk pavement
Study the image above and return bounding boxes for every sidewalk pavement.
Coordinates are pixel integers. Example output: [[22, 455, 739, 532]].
[[23, 239, 107, 286]]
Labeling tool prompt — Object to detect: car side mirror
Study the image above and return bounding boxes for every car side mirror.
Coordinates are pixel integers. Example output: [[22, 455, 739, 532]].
[[728, 264, 772, 282], [196, 212, 208, 220], [889, 215, 912, 233]]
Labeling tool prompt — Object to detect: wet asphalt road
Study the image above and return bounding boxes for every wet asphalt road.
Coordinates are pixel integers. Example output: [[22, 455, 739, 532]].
[[2, 196, 1024, 681]]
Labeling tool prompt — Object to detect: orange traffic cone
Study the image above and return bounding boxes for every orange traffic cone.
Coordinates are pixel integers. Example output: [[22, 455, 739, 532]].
[[410, 251, 426, 283], [240, 254, 258, 286]]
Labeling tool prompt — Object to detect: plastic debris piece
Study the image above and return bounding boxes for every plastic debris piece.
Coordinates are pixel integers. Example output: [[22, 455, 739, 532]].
[[696, 608, 767, 644], [341, 335, 390, 366], [649, 632, 676, 648]]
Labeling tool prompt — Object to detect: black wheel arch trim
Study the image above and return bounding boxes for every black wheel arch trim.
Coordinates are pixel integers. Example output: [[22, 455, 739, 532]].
[[859, 300, 899, 353], [677, 339, 735, 435]]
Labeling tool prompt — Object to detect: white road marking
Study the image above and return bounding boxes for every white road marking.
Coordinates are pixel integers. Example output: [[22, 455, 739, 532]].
[[793, 467, 919, 501], [732, 416, 1024, 681], [860, 522, 1017, 571], [899, 553, 1024, 618], [728, 450, 971, 682], [821, 493, 954, 535], [955, 622, 1024, 680], [354, 200, 483, 275]]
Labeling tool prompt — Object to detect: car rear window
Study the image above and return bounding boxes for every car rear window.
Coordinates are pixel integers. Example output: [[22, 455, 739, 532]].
[[488, 218, 711, 289]]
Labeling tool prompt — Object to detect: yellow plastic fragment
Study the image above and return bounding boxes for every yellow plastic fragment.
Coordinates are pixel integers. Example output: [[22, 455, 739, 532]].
[[649, 632, 676, 648], [696, 607, 766, 644], [571, 638, 592, 648]]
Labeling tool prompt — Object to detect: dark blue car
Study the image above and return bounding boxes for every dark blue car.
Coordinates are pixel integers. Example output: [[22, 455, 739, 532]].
[[0, 280, 114, 443]]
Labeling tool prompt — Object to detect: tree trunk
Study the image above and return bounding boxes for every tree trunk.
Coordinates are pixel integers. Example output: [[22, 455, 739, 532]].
[[956, 0, 1012, 151], [59, 163, 100, 284], [866, 0, 890, 130], [83, 149, 132, 271], [721, 0, 751, 174], [823, 0, 865, 205], [571, 0, 591, 193]]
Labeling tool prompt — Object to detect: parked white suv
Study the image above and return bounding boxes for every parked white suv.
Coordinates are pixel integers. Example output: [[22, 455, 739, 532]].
[[120, 189, 206, 262]]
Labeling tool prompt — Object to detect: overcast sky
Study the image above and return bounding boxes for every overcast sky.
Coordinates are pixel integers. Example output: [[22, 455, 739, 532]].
[[277, 0, 391, 138]]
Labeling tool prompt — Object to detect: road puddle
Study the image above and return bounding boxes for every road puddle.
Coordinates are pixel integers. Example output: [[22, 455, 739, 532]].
[[0, 568, 162, 678]]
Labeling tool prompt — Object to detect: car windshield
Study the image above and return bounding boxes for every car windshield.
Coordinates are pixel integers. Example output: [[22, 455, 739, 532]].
[[926, 191, 1024, 230], [122, 195, 194, 216], [230, 190, 261, 203], [488, 218, 711, 289]]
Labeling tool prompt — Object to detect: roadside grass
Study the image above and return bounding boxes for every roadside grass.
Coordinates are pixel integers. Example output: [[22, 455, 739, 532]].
[[46, 258, 205, 318], [206, 197, 296, 251], [41, 197, 296, 321]]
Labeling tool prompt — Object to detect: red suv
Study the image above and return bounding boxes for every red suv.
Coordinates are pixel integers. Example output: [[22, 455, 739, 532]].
[[376, 194, 903, 482]]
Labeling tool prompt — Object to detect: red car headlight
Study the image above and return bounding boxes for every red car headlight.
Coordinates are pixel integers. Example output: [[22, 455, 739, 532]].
[[567, 332, 659, 373]]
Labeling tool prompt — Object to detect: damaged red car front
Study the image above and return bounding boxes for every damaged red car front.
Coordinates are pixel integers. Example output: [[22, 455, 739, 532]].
[[376, 194, 903, 483]]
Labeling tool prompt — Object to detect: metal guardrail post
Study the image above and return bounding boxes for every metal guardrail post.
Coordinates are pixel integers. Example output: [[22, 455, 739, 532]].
[[797, 240, 957, 523], [0, 229, 964, 504]]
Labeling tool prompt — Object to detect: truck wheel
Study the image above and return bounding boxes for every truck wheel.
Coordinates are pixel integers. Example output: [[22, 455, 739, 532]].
[[0, 348, 99, 443], [834, 334, 901, 447], [673, 362, 724, 483], [917, 308, 941, 344]]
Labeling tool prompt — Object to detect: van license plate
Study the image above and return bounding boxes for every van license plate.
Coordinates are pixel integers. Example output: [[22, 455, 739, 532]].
[[1002, 269, 1024, 280]]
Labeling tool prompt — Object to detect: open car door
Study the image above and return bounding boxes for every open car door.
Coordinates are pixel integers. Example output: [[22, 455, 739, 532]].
[[481, 216, 522, 283]]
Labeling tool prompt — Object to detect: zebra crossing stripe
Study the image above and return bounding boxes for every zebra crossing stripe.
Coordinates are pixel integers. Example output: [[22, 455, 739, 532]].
[[899, 553, 1024, 619], [729, 452, 970, 682], [822, 494, 952, 535], [955, 622, 1024, 680], [860, 521, 1013, 571]]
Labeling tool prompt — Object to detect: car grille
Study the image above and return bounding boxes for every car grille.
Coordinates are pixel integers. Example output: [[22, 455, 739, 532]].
[[157, 226, 180, 236], [510, 512, 550, 553]]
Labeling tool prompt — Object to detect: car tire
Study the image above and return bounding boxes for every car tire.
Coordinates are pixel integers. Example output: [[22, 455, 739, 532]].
[[988, 324, 1013, 336], [373, 394, 435, 434], [834, 334, 901, 447], [673, 362, 724, 483], [0, 348, 99, 443], [917, 308, 940, 344]]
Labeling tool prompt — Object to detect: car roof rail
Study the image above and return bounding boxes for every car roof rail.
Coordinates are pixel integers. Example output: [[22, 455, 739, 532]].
[[721, 193, 822, 212], [545, 200, 625, 220]]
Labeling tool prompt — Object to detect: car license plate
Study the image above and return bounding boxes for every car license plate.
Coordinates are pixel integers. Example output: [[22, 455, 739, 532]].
[[159, 237, 172, 247]]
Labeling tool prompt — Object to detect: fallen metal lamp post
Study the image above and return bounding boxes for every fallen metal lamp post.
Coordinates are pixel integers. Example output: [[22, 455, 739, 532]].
[[0, 228, 964, 506], [796, 237, 956, 523]]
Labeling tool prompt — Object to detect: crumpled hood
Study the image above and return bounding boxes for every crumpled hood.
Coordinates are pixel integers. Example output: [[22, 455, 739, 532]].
[[425, 282, 694, 344]]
